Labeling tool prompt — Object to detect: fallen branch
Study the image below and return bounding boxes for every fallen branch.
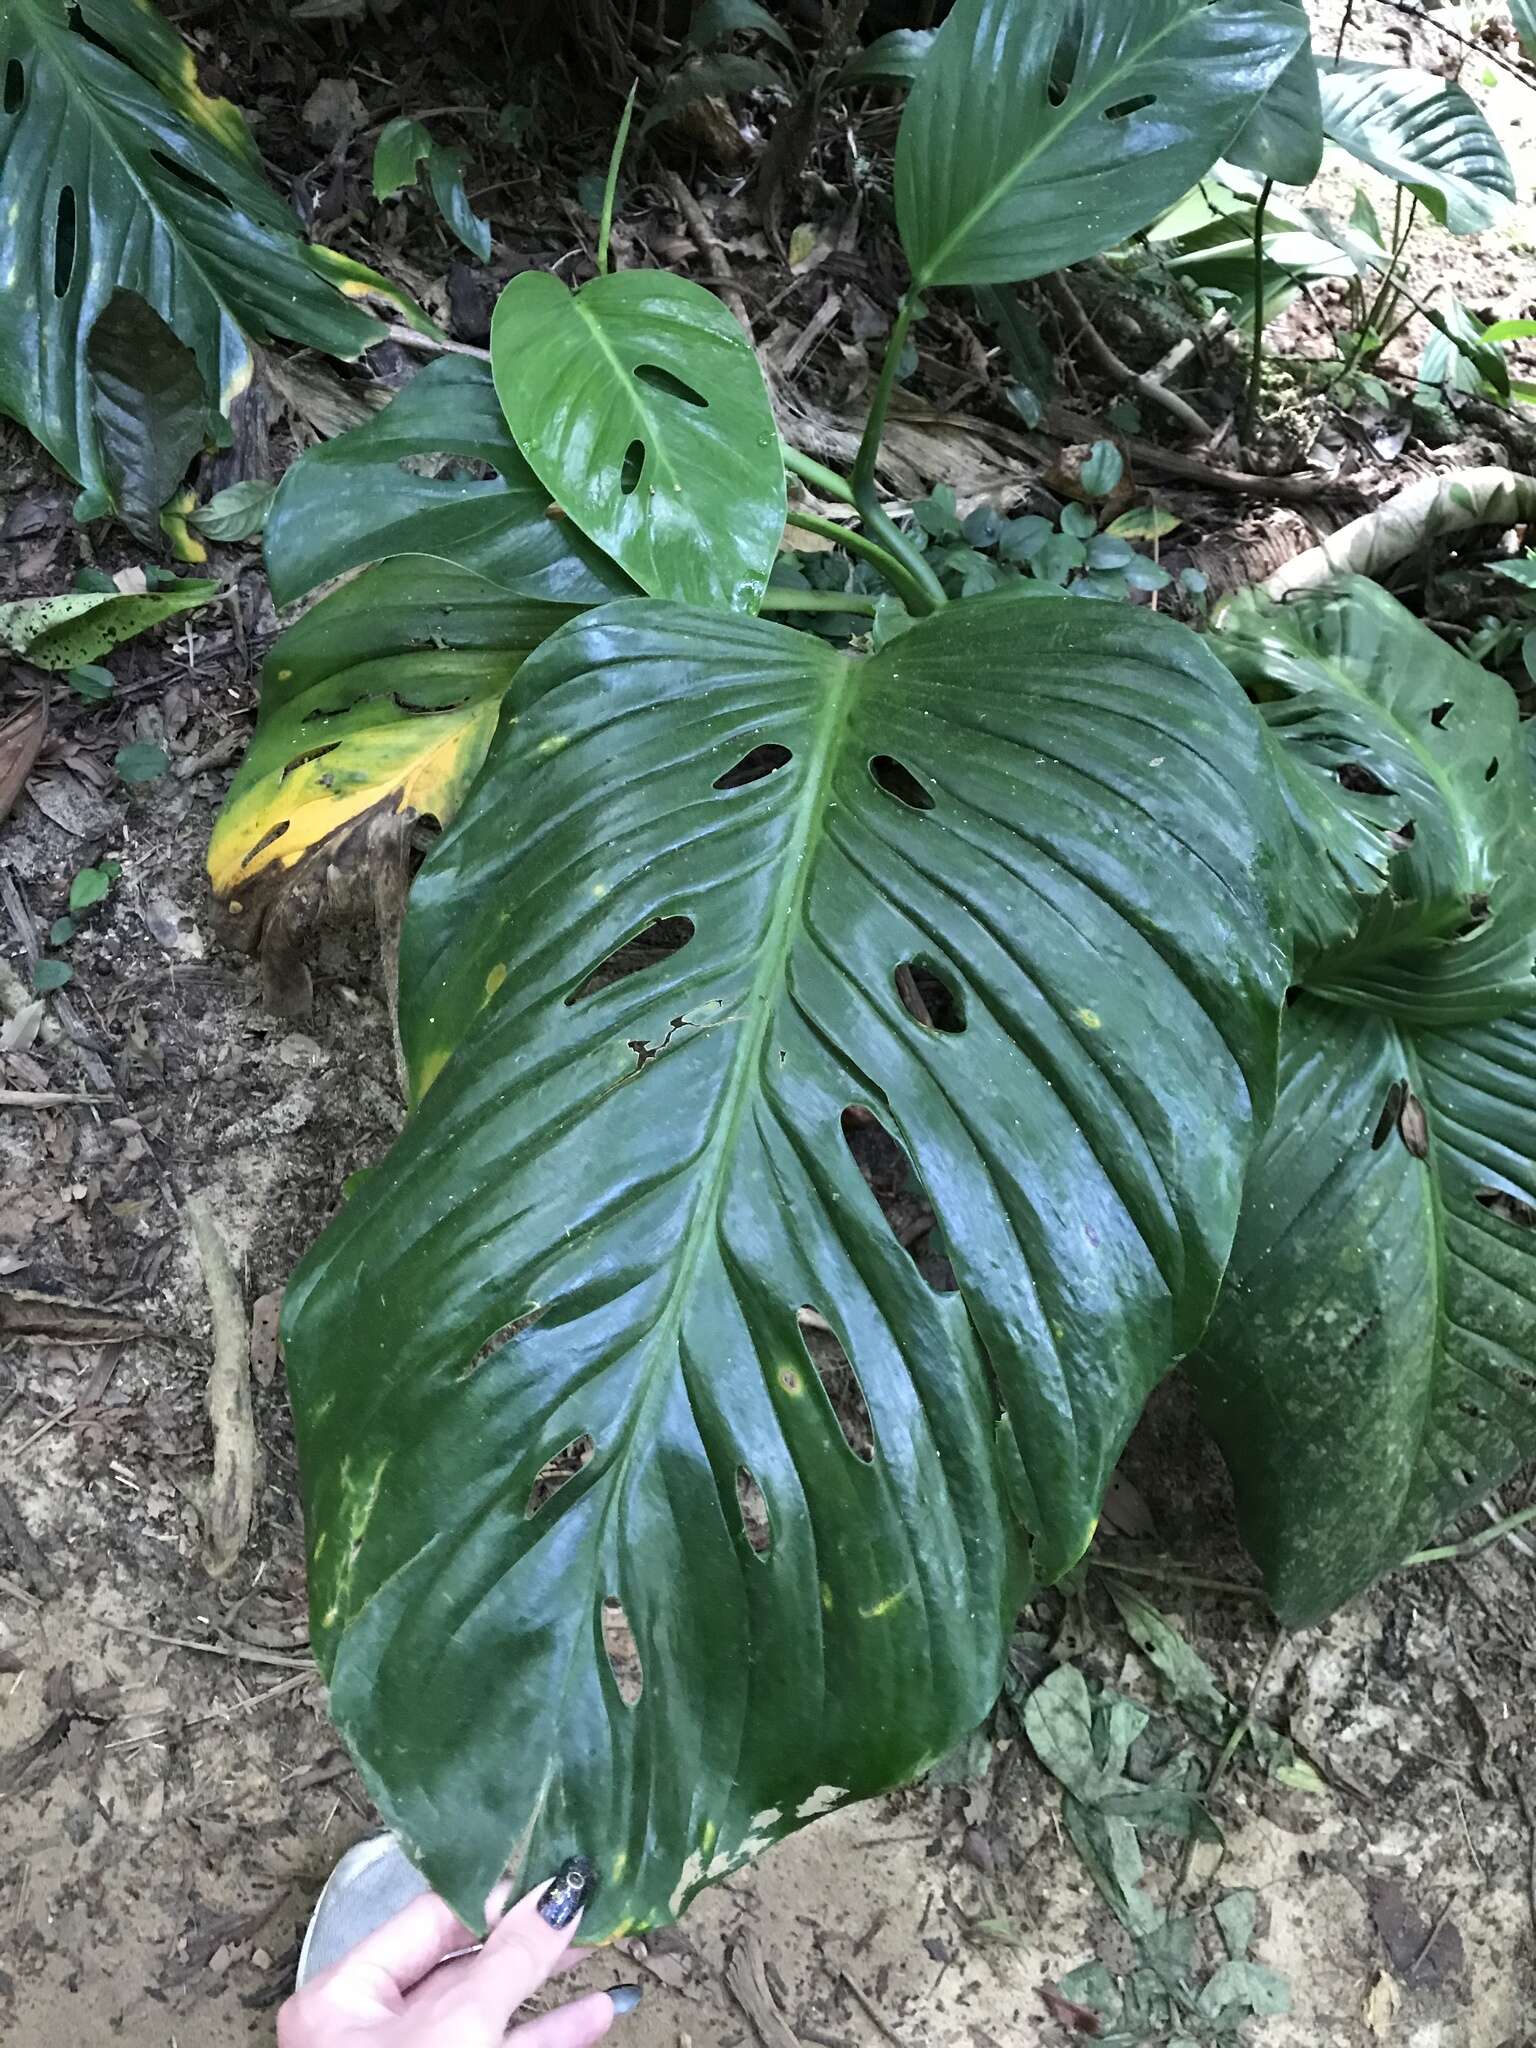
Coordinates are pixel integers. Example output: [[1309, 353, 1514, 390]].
[[1050, 403, 1344, 505], [664, 170, 751, 332], [1044, 272, 1214, 441], [1263, 466, 1536, 598], [187, 1190, 260, 1578], [0, 1089, 110, 1109]]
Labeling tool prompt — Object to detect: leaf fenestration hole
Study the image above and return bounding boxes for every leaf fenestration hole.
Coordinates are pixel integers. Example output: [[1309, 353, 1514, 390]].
[[1475, 1187, 1536, 1229], [150, 147, 235, 208], [869, 755, 934, 811], [796, 1307, 875, 1463], [524, 1432, 594, 1517], [462, 1305, 547, 1377], [601, 1595, 644, 1705], [736, 1465, 772, 1555], [1104, 93, 1157, 121], [1337, 761, 1395, 797], [1430, 701, 1453, 727], [565, 914, 695, 1006], [619, 438, 645, 495], [714, 743, 792, 791], [633, 362, 708, 408], [52, 185, 76, 298], [1486, 757, 1499, 781], [895, 959, 966, 1034], [3, 61, 24, 115], [1046, 11, 1079, 104], [240, 819, 291, 869], [280, 741, 342, 782], [841, 1106, 956, 1292]]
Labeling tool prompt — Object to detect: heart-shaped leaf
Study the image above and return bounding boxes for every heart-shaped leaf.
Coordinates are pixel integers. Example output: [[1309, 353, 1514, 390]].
[[282, 590, 1289, 1937], [263, 357, 633, 610], [894, 0, 1307, 287], [490, 270, 785, 611], [1319, 57, 1516, 234], [0, 0, 427, 503], [1191, 994, 1536, 1624]]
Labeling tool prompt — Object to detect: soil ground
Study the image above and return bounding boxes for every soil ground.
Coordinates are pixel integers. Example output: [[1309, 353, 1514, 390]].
[[4, 4, 1536, 2045]]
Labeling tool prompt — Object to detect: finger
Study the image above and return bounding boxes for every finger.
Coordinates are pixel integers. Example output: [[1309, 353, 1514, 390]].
[[459, 1858, 598, 2028], [506, 1989, 619, 2048], [333, 1889, 477, 1995]]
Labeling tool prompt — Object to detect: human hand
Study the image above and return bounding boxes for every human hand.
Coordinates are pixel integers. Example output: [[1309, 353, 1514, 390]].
[[277, 1857, 641, 2048]]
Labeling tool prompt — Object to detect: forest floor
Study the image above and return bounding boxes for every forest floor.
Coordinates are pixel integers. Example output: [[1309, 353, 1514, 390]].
[[4, 3, 1536, 2045]]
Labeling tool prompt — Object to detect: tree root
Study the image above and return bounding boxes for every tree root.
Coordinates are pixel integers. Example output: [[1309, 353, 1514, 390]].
[[1263, 466, 1536, 598], [187, 1190, 260, 1579]]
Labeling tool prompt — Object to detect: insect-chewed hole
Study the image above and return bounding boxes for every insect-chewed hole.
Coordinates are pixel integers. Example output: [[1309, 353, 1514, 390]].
[[736, 1465, 772, 1555], [4, 60, 24, 115], [869, 754, 935, 812], [565, 914, 695, 1005], [633, 362, 708, 408], [601, 1595, 644, 1705], [1104, 93, 1157, 121], [280, 741, 342, 782], [715, 743, 792, 791], [1430, 701, 1453, 728], [895, 959, 966, 1034], [619, 438, 645, 495], [1486, 757, 1500, 781], [796, 1308, 875, 1463], [1337, 761, 1394, 797], [53, 185, 76, 297], [150, 147, 234, 208], [525, 1432, 594, 1517], [841, 1106, 956, 1292], [240, 819, 291, 868], [1476, 1187, 1536, 1229]]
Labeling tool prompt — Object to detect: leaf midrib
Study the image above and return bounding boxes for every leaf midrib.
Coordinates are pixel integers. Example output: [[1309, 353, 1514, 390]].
[[571, 280, 687, 507], [913, 0, 1229, 285]]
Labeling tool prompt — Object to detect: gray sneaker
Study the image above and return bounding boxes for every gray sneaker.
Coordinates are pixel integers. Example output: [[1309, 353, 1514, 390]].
[[296, 1834, 434, 1988]]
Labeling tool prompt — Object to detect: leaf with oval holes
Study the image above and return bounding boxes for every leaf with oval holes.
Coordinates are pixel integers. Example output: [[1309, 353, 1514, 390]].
[[0, 580, 217, 670], [490, 269, 785, 612], [263, 357, 632, 611], [1318, 57, 1516, 235], [0, 0, 431, 506], [280, 588, 1290, 1939], [207, 555, 579, 942], [1190, 995, 1536, 1624], [893, 0, 1307, 288], [1216, 579, 1536, 1023]]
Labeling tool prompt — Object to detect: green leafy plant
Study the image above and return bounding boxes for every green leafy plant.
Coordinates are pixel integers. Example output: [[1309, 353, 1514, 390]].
[[203, 0, 1536, 1954], [373, 116, 492, 263]]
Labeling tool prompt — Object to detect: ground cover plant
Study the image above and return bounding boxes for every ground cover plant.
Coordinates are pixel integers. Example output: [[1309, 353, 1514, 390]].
[[5, 0, 1536, 1977]]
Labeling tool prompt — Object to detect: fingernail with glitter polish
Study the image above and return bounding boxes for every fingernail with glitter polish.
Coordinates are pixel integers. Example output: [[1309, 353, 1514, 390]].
[[608, 1984, 643, 2017], [537, 1855, 598, 1929]]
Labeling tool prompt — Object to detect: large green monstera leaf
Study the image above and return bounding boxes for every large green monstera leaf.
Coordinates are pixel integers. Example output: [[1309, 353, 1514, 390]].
[[1217, 580, 1536, 1025], [0, 0, 420, 503], [282, 591, 1290, 1935], [264, 358, 633, 610], [490, 270, 785, 611], [894, 0, 1307, 287], [1192, 997, 1536, 1625]]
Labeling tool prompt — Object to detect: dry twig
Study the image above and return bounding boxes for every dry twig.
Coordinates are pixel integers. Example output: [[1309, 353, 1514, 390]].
[[187, 1190, 260, 1578], [1044, 272, 1214, 440]]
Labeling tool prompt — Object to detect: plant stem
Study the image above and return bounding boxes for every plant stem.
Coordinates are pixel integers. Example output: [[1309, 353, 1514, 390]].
[[784, 507, 925, 611], [1242, 177, 1275, 449], [1337, 192, 1418, 388], [758, 588, 880, 616], [851, 297, 948, 615], [1405, 1499, 1536, 1566], [595, 81, 637, 277], [782, 443, 857, 507]]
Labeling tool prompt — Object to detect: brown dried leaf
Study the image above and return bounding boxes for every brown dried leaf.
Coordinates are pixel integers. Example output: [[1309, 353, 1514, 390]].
[[0, 693, 47, 829], [1397, 1090, 1429, 1160]]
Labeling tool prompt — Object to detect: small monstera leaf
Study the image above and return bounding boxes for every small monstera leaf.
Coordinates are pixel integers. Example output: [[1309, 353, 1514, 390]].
[[1191, 995, 1536, 1624], [282, 591, 1290, 1937], [263, 358, 634, 610], [208, 558, 576, 957], [490, 270, 785, 611], [0, 0, 425, 503], [1319, 57, 1516, 234], [1217, 580, 1536, 1025], [894, 0, 1307, 287]]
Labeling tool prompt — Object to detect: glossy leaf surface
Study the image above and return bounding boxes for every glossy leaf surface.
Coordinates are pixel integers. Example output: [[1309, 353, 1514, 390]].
[[0, 0, 425, 504], [491, 270, 785, 610], [1226, 26, 1324, 187], [1216, 580, 1536, 1025], [894, 0, 1306, 287], [1192, 996, 1536, 1624], [283, 591, 1289, 1936], [1318, 57, 1516, 234], [263, 358, 633, 610], [208, 558, 574, 920]]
